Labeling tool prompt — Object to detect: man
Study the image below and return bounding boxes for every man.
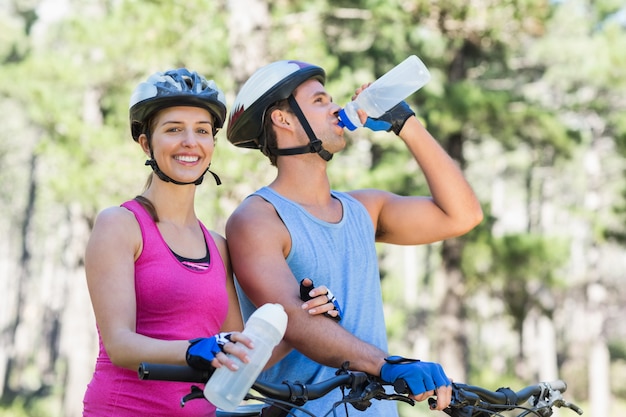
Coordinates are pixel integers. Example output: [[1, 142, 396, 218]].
[[225, 60, 483, 415]]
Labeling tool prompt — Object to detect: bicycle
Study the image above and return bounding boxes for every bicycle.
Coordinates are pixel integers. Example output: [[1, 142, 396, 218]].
[[138, 362, 584, 417]]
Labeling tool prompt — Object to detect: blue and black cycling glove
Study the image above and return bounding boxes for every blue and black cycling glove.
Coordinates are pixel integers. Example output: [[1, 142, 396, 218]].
[[299, 279, 343, 322], [185, 333, 234, 371], [364, 101, 415, 135], [380, 356, 450, 395]]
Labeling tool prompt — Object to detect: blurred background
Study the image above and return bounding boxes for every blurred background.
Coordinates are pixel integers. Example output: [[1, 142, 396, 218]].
[[1, 0, 625, 416]]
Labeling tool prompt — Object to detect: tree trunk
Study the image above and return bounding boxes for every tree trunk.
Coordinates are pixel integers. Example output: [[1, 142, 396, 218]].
[[227, 0, 270, 88], [589, 336, 611, 417], [438, 238, 469, 382], [435, 130, 470, 381], [587, 278, 611, 417]]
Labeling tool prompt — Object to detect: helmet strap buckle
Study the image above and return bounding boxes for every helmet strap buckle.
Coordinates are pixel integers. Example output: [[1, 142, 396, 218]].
[[285, 95, 333, 162]]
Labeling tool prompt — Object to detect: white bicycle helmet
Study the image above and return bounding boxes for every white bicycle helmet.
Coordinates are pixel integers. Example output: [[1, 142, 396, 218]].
[[227, 60, 332, 161], [129, 68, 227, 141]]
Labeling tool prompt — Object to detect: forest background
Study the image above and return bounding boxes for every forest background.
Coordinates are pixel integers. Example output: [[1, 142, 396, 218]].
[[1, 0, 625, 416]]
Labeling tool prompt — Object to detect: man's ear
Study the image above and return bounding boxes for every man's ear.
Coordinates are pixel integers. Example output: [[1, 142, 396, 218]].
[[270, 108, 293, 130]]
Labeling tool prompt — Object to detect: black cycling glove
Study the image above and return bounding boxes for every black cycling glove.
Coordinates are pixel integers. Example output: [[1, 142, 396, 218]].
[[299, 279, 342, 322]]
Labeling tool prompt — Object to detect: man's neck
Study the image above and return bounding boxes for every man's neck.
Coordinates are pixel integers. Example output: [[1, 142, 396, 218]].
[[270, 161, 333, 208]]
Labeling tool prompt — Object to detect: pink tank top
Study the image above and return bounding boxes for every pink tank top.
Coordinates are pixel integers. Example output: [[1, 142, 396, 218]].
[[83, 199, 228, 416]]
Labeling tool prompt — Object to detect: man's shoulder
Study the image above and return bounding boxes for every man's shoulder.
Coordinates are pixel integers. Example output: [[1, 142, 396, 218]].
[[226, 192, 289, 251], [227, 193, 281, 230], [232, 193, 272, 214]]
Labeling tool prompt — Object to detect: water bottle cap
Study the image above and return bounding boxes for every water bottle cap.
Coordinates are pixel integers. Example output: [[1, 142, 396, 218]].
[[338, 108, 358, 131], [250, 303, 288, 335]]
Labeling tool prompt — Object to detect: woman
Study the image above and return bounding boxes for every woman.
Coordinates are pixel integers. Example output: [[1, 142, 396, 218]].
[[82, 68, 335, 416]]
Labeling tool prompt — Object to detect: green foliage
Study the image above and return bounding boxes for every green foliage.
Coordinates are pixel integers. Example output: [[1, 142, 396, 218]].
[[0, 402, 32, 417], [0, 383, 60, 417], [0, 4, 28, 64], [0, 0, 238, 219], [612, 360, 626, 398], [528, 0, 626, 242], [463, 231, 569, 330], [609, 339, 626, 361]]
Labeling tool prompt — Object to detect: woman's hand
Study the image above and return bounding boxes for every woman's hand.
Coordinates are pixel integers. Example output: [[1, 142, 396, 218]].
[[214, 332, 255, 371], [186, 332, 254, 371], [299, 278, 342, 321]]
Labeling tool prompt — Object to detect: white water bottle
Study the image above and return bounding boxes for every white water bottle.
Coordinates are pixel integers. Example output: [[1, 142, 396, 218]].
[[338, 55, 431, 131], [203, 303, 288, 411]]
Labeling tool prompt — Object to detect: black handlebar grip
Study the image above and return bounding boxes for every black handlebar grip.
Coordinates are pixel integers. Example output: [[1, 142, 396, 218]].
[[428, 397, 437, 409], [138, 363, 211, 383], [393, 378, 411, 395]]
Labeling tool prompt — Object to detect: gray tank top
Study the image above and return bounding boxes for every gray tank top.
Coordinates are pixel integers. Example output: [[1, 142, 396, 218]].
[[236, 186, 398, 416]]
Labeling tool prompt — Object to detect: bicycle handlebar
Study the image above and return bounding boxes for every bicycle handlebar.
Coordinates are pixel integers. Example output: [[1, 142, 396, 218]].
[[138, 363, 583, 416], [138, 362, 411, 406], [455, 379, 565, 403], [437, 379, 584, 416]]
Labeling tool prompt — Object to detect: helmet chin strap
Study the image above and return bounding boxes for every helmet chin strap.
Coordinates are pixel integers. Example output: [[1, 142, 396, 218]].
[[144, 158, 222, 186], [270, 95, 333, 161]]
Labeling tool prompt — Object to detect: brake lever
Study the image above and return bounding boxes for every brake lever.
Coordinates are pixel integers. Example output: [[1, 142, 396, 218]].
[[428, 383, 479, 416], [558, 400, 584, 415], [345, 380, 377, 411], [181, 385, 205, 407], [385, 393, 415, 406]]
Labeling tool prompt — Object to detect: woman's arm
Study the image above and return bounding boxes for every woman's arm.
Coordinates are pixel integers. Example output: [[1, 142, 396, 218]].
[[86, 206, 191, 370]]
